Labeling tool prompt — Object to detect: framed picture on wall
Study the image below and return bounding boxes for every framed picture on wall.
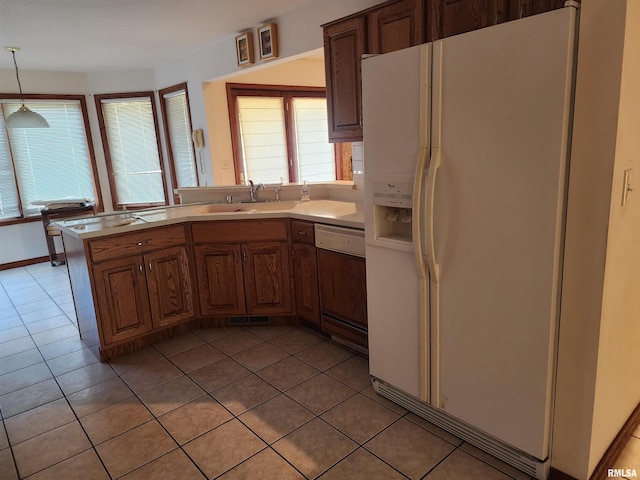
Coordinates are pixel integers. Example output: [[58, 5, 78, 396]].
[[235, 32, 254, 67], [258, 23, 278, 60]]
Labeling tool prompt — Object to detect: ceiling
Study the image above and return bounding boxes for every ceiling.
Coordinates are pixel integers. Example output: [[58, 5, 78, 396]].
[[0, 0, 317, 73]]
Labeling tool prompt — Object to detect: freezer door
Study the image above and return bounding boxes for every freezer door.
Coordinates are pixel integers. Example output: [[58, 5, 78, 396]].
[[430, 7, 577, 459], [362, 44, 430, 175]]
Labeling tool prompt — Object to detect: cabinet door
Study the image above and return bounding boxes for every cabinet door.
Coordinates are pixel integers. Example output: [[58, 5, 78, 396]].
[[508, 0, 565, 20], [145, 246, 194, 329], [243, 241, 293, 315], [93, 256, 152, 345], [324, 16, 366, 142], [292, 242, 320, 326], [317, 249, 367, 327], [193, 244, 245, 316], [429, 0, 508, 40], [368, 0, 425, 54]]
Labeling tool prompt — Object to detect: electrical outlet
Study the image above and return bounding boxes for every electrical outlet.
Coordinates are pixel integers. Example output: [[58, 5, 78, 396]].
[[622, 168, 633, 206]]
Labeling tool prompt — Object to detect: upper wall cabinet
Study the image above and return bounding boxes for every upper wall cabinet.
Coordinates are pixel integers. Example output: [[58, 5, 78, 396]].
[[367, 0, 425, 54], [429, 0, 508, 40], [507, 0, 566, 20]]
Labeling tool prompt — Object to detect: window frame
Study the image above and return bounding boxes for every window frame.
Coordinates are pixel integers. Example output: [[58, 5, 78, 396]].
[[158, 82, 199, 204], [226, 83, 342, 185], [0, 93, 103, 225], [94, 91, 168, 210]]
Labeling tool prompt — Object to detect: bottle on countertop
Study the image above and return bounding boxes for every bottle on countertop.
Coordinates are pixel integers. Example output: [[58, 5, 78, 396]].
[[301, 181, 311, 202]]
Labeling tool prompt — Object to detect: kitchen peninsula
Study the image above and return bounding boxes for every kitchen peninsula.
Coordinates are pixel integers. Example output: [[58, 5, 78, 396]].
[[58, 199, 364, 362]]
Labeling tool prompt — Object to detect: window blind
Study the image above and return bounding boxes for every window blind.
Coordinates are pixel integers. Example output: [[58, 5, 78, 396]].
[[293, 98, 336, 182], [0, 100, 95, 218], [101, 97, 165, 205], [163, 90, 197, 188]]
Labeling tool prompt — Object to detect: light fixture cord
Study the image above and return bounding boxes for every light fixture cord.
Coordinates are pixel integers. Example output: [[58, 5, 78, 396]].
[[10, 50, 25, 107]]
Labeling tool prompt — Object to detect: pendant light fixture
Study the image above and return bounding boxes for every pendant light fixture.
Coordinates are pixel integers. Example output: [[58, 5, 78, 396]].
[[4, 47, 49, 129]]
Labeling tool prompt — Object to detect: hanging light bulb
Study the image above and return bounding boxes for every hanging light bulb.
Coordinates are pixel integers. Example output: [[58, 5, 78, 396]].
[[4, 47, 49, 128]]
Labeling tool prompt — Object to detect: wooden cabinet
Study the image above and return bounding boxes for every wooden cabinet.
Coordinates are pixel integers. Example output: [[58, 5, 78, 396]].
[[507, 0, 565, 20], [368, 0, 425, 53], [90, 226, 194, 346], [429, 0, 508, 40], [323, 0, 425, 142], [290, 220, 320, 327], [191, 219, 293, 317], [324, 17, 366, 143]]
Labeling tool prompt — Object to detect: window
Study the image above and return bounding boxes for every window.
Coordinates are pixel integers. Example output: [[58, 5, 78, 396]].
[[227, 84, 339, 185], [0, 95, 100, 221], [95, 92, 167, 209], [159, 83, 199, 203]]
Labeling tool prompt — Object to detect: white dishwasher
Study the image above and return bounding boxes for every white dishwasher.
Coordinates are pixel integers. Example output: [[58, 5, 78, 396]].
[[314, 224, 368, 351]]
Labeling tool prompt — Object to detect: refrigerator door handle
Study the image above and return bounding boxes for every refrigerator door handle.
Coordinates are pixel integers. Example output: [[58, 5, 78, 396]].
[[425, 147, 441, 283]]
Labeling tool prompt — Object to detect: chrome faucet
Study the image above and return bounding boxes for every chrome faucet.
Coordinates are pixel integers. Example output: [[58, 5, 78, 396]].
[[248, 180, 264, 202]]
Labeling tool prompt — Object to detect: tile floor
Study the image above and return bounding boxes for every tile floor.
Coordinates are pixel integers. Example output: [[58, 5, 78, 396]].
[[0, 262, 634, 480]]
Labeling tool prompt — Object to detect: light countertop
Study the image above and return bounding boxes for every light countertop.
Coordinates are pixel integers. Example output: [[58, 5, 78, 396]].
[[56, 200, 365, 240]]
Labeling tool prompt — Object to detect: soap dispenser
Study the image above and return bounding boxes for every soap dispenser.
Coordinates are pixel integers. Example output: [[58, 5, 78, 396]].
[[301, 181, 311, 202]]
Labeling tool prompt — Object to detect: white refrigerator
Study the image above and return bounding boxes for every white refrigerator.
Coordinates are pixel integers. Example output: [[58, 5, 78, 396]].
[[363, 6, 577, 479]]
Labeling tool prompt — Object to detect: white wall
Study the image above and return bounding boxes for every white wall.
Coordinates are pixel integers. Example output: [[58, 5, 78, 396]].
[[552, 0, 640, 477]]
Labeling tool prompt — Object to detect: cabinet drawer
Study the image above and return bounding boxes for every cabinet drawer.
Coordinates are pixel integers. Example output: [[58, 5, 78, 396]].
[[191, 219, 288, 244], [89, 225, 186, 262], [290, 220, 315, 245]]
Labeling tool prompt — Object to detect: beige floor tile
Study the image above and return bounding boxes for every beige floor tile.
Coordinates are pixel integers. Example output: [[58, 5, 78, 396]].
[[193, 326, 238, 342], [190, 357, 250, 392], [55, 362, 117, 395], [25, 315, 72, 335], [0, 378, 63, 418], [212, 374, 280, 416], [406, 413, 463, 447], [256, 356, 320, 391], [268, 328, 323, 354], [218, 448, 304, 479], [80, 397, 153, 445], [12, 421, 91, 478], [295, 340, 355, 371], [109, 347, 165, 377], [273, 418, 357, 478], [25, 449, 109, 480], [243, 325, 295, 340], [211, 330, 263, 355], [168, 343, 225, 372], [138, 375, 205, 417], [159, 396, 232, 445], [427, 449, 514, 480], [66, 376, 134, 418], [184, 419, 266, 478], [154, 332, 204, 357], [361, 385, 409, 416], [231, 342, 289, 371], [365, 418, 456, 480], [37, 336, 85, 361], [0, 349, 43, 377], [5, 398, 75, 446], [45, 347, 99, 377], [613, 435, 640, 473], [321, 393, 401, 444], [96, 420, 177, 479], [458, 443, 531, 480], [0, 362, 53, 396], [15, 300, 59, 316], [0, 336, 36, 359], [0, 325, 29, 343], [239, 394, 315, 444], [0, 422, 8, 450], [119, 358, 183, 394], [121, 449, 206, 480], [31, 324, 78, 346], [286, 374, 356, 415], [319, 447, 406, 480], [0, 448, 18, 480], [326, 355, 371, 391]]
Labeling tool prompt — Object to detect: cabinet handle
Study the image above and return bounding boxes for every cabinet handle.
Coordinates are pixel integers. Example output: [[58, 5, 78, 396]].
[[139, 264, 144, 274], [234, 251, 238, 263], [297, 231, 307, 236], [519, 4, 525, 18], [242, 251, 247, 262], [136, 241, 149, 247], [148, 262, 152, 272]]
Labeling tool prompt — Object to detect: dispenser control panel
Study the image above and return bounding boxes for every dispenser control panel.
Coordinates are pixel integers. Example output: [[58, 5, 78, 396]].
[[372, 181, 413, 209]]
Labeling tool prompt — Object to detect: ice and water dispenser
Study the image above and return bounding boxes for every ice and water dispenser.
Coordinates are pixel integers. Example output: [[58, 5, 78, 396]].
[[370, 181, 413, 247]]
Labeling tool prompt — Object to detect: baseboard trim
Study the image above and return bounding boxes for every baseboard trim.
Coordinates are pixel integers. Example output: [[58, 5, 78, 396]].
[[549, 468, 578, 480], [0, 256, 50, 271], [589, 402, 640, 480]]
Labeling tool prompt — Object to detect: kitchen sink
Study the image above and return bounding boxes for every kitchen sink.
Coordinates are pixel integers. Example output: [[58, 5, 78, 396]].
[[193, 204, 253, 214], [245, 200, 299, 211]]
